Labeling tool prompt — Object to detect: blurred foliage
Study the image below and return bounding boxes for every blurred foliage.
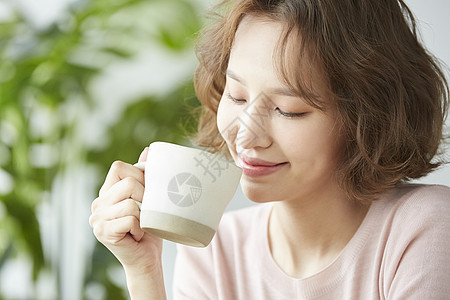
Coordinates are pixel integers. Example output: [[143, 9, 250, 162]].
[[0, 0, 202, 298]]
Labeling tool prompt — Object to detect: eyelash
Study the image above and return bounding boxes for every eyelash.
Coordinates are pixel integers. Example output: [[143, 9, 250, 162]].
[[226, 93, 306, 119], [275, 108, 306, 118]]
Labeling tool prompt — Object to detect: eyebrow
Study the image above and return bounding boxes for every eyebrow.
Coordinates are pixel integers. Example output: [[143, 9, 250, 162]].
[[226, 69, 247, 85], [226, 69, 297, 97]]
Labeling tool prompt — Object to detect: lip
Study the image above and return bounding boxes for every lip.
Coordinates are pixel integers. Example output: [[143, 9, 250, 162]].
[[238, 155, 288, 177]]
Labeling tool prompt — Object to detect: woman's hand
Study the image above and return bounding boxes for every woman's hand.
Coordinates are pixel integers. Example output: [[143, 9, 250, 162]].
[[89, 148, 166, 299]]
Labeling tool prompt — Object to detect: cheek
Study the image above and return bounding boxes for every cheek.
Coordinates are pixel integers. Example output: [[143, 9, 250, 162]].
[[278, 120, 342, 164], [217, 98, 237, 145]]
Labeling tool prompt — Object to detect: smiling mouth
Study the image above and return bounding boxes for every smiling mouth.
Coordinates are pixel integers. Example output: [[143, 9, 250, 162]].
[[238, 156, 288, 177], [239, 155, 285, 166]]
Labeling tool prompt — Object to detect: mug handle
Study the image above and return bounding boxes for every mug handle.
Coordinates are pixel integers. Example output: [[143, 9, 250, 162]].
[[133, 161, 146, 171]]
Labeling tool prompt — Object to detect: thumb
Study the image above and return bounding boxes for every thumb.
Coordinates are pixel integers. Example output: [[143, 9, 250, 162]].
[[133, 147, 149, 170], [138, 147, 149, 163]]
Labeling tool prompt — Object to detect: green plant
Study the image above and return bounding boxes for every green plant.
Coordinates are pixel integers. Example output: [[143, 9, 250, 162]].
[[0, 0, 202, 298]]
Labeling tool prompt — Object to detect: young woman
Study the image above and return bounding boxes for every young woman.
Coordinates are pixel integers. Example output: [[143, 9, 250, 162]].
[[89, 0, 450, 299]]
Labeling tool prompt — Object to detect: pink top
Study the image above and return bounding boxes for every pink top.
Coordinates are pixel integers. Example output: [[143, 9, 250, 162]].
[[173, 184, 450, 299]]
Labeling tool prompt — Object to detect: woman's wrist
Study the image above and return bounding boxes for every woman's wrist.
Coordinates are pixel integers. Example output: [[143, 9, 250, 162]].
[[124, 262, 167, 300]]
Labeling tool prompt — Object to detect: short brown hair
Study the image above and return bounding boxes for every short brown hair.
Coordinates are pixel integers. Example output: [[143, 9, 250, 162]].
[[193, 0, 449, 203]]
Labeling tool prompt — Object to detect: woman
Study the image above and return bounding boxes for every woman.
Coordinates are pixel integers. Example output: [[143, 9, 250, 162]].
[[89, 0, 450, 299]]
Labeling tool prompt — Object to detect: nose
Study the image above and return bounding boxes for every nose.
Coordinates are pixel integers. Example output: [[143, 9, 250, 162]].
[[236, 93, 273, 151]]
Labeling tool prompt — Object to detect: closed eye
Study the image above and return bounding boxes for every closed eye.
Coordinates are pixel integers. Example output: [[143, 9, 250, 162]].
[[226, 93, 246, 104], [275, 107, 307, 118], [226, 93, 307, 118]]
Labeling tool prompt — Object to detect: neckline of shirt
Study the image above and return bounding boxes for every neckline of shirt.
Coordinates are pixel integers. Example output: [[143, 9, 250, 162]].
[[257, 197, 384, 298]]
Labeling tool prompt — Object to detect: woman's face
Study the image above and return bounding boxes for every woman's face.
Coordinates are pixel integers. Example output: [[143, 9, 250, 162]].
[[217, 16, 344, 204]]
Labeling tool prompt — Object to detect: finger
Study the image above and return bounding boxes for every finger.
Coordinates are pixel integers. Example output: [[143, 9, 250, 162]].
[[134, 147, 149, 170], [103, 176, 144, 207], [95, 215, 145, 245], [100, 161, 144, 197], [89, 199, 139, 230], [138, 147, 149, 163], [95, 176, 144, 211], [92, 199, 141, 225]]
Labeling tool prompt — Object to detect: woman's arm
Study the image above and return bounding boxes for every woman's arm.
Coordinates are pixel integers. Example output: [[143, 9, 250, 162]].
[[90, 148, 167, 299], [125, 261, 166, 300]]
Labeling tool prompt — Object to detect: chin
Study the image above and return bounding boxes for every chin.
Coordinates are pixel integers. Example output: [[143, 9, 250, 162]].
[[240, 179, 278, 204]]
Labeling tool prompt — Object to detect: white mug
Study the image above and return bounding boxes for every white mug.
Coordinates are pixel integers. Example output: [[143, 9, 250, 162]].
[[134, 142, 242, 247]]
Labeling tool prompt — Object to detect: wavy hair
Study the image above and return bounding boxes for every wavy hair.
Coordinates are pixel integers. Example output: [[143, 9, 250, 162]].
[[193, 0, 449, 203]]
